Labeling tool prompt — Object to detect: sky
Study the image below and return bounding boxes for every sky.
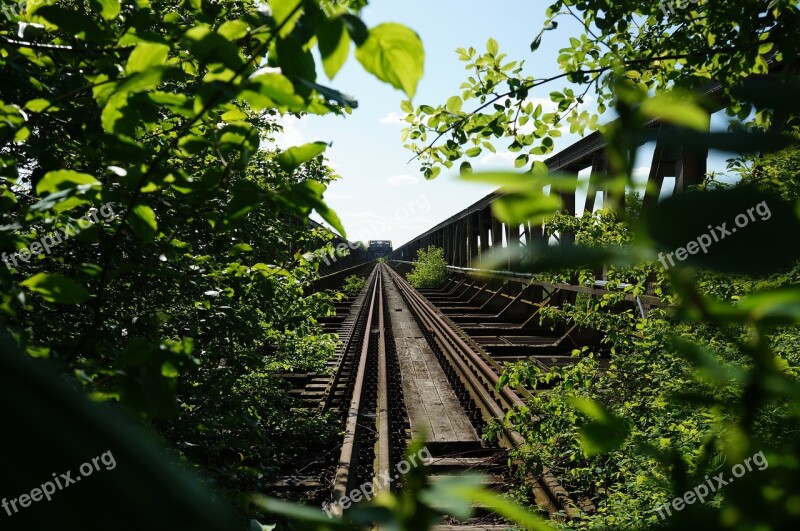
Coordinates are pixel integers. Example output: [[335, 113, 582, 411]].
[[276, 1, 734, 248]]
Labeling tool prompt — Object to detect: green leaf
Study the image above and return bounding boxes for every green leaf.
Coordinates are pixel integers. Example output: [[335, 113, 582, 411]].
[[24, 98, 52, 112], [315, 202, 345, 238], [459, 168, 547, 184], [93, 0, 120, 20], [251, 496, 342, 525], [493, 191, 562, 225], [129, 204, 158, 241], [126, 43, 170, 74], [228, 243, 253, 256], [37, 170, 100, 195], [530, 33, 543, 52], [486, 37, 499, 55], [276, 180, 346, 237], [447, 482, 552, 531], [446, 95, 463, 113], [267, 0, 302, 38], [218, 20, 249, 41], [161, 361, 179, 378], [639, 93, 709, 131], [671, 337, 744, 384], [318, 18, 351, 80], [276, 34, 316, 82], [568, 396, 630, 456], [184, 24, 243, 70], [277, 142, 328, 172], [738, 287, 800, 325], [296, 79, 358, 109], [243, 72, 305, 112], [226, 181, 265, 221], [21, 273, 90, 304], [420, 474, 485, 519], [355, 23, 424, 98], [341, 14, 368, 45]]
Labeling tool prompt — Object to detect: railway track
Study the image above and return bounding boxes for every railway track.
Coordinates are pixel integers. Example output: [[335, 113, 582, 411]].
[[270, 262, 598, 527]]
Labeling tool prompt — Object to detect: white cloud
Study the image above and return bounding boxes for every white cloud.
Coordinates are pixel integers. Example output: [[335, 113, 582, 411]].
[[385, 174, 419, 187], [273, 115, 317, 150], [324, 192, 354, 202], [380, 111, 406, 126], [478, 151, 518, 167]]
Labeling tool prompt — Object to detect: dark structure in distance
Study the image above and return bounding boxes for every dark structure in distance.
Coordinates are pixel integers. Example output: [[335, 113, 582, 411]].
[[368, 240, 393, 260]]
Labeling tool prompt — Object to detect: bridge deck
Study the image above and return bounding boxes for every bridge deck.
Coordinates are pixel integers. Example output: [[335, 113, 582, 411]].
[[385, 280, 478, 443]]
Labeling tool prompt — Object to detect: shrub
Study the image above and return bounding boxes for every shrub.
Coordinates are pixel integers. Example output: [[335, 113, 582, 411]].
[[407, 246, 448, 288], [342, 274, 366, 295]]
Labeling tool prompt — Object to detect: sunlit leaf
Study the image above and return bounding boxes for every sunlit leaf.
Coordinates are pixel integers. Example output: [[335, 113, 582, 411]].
[[277, 141, 328, 172], [126, 43, 170, 73], [639, 93, 709, 131], [129, 204, 158, 241], [37, 170, 100, 195], [355, 23, 424, 98], [318, 18, 351, 80], [21, 273, 90, 304]]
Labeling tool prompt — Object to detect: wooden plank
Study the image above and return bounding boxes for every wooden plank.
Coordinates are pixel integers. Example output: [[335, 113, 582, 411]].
[[386, 281, 479, 443]]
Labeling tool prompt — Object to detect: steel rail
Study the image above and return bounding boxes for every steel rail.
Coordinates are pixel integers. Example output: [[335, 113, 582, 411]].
[[331, 268, 381, 515], [389, 268, 530, 409], [374, 264, 392, 495], [386, 266, 587, 519], [321, 267, 378, 411]]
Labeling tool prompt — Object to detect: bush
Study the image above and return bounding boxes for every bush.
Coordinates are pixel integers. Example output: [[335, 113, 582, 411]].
[[407, 246, 448, 288], [342, 274, 366, 295]]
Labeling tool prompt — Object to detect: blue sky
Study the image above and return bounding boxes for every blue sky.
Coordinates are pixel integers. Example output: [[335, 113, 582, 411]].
[[279, 1, 733, 247]]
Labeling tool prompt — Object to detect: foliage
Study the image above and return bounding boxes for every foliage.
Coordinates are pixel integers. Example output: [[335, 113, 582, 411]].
[[5, 0, 800, 529], [406, 246, 448, 288], [403, 1, 800, 181], [496, 155, 800, 528], [0, 0, 425, 522], [395, 1, 800, 529], [342, 273, 366, 295]]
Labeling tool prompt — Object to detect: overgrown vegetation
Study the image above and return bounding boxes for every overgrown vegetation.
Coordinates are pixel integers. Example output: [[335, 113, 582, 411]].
[[407, 246, 449, 288], [493, 148, 800, 529], [342, 274, 366, 295], [3, 0, 800, 529], [0, 0, 424, 527]]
